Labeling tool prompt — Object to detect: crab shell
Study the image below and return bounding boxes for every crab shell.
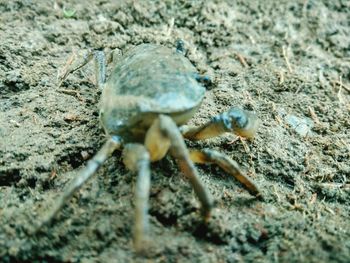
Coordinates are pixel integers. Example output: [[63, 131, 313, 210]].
[[99, 44, 205, 142]]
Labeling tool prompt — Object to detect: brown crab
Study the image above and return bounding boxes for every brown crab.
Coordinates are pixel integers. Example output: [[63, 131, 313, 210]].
[[37, 42, 261, 252]]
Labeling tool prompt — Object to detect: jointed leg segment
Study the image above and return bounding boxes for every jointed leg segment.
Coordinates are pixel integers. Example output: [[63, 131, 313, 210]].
[[179, 108, 261, 198], [190, 149, 261, 197], [145, 115, 214, 219], [58, 49, 107, 89], [36, 136, 122, 232], [122, 144, 151, 252]]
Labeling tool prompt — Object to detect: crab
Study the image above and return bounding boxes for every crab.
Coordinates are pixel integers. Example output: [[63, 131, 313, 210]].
[[37, 42, 261, 252]]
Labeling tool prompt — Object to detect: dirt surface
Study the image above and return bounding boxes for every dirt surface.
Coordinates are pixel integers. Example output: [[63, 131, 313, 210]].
[[1, 0, 349, 262]]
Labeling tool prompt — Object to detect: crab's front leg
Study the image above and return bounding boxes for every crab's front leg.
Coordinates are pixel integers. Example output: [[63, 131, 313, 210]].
[[35, 136, 122, 232], [122, 143, 151, 253], [58, 49, 107, 89], [180, 108, 262, 198], [145, 115, 214, 220], [180, 107, 260, 140], [189, 149, 261, 197]]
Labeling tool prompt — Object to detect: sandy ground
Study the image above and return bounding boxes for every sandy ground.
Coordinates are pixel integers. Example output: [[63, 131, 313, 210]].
[[0, 0, 349, 262]]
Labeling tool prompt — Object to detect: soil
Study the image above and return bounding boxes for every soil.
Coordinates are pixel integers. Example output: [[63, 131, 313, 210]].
[[1, 0, 349, 262]]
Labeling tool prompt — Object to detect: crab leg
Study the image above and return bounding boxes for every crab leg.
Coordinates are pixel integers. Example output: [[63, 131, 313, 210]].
[[180, 107, 260, 140], [35, 136, 122, 232], [145, 115, 214, 220], [58, 49, 107, 89], [189, 149, 261, 198], [122, 143, 151, 252]]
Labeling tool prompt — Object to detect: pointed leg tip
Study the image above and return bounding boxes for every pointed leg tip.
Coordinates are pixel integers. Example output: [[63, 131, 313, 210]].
[[201, 207, 212, 223], [133, 237, 151, 256], [204, 213, 211, 224], [255, 192, 264, 201]]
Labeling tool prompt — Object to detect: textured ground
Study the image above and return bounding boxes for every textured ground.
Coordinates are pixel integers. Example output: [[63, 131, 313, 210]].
[[0, 0, 349, 262]]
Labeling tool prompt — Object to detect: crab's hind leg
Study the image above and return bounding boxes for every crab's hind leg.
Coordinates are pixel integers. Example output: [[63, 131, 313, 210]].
[[189, 149, 261, 198], [145, 115, 214, 220], [122, 143, 151, 253], [180, 107, 260, 141], [58, 49, 107, 89], [35, 136, 122, 232]]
